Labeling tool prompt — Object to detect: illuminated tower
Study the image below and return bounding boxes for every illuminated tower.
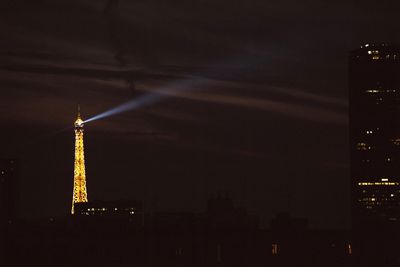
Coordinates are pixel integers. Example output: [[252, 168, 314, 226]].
[[71, 106, 88, 214]]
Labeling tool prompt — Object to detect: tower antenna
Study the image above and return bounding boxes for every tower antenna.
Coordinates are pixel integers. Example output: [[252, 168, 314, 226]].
[[77, 104, 81, 119]]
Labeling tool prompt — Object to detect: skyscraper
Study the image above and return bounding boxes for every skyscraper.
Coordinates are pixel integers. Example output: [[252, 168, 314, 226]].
[[349, 43, 400, 226], [0, 159, 19, 223], [71, 106, 88, 214], [0, 159, 19, 267]]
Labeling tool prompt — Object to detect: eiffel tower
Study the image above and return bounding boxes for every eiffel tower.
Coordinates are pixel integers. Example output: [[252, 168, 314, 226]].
[[71, 105, 88, 214]]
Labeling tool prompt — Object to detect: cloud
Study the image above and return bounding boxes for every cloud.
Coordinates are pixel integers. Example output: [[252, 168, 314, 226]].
[[144, 86, 348, 125], [0, 60, 347, 130]]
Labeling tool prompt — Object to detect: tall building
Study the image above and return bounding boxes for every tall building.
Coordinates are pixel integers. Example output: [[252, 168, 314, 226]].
[[71, 106, 88, 214], [0, 159, 19, 223], [0, 159, 19, 267], [349, 43, 400, 226]]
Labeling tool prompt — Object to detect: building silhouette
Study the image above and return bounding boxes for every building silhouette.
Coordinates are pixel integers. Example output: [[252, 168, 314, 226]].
[[205, 193, 259, 229], [0, 158, 19, 223], [349, 43, 400, 266], [0, 158, 19, 266], [349, 43, 400, 227], [5, 195, 354, 267]]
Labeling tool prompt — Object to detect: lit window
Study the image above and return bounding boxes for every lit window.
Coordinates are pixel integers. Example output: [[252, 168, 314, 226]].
[[356, 142, 371, 150], [391, 138, 400, 146], [348, 244, 352, 255], [382, 178, 389, 181], [272, 244, 278, 255], [366, 89, 396, 93], [358, 181, 399, 186]]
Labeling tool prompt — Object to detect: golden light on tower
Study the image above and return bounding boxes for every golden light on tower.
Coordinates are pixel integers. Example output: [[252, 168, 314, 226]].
[[71, 105, 88, 214]]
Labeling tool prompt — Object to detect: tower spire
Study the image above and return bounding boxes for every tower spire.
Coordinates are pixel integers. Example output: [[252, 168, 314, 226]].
[[72, 106, 88, 214], [77, 104, 81, 119]]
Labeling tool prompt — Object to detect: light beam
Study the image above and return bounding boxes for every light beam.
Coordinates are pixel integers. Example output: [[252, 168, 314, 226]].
[[83, 92, 164, 123], [83, 77, 207, 124]]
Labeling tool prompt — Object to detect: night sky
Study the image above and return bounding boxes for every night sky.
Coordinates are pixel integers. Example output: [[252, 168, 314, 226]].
[[1, 0, 399, 228]]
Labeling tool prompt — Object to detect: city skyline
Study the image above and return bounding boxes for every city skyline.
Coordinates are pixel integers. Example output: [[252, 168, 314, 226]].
[[1, 0, 400, 228]]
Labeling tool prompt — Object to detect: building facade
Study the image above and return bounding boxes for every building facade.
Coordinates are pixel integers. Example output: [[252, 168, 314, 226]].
[[0, 158, 19, 223], [0, 159, 19, 267], [349, 43, 400, 226]]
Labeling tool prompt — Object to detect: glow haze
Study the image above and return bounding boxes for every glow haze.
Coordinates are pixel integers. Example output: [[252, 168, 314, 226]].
[[83, 77, 206, 124], [84, 93, 160, 123]]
